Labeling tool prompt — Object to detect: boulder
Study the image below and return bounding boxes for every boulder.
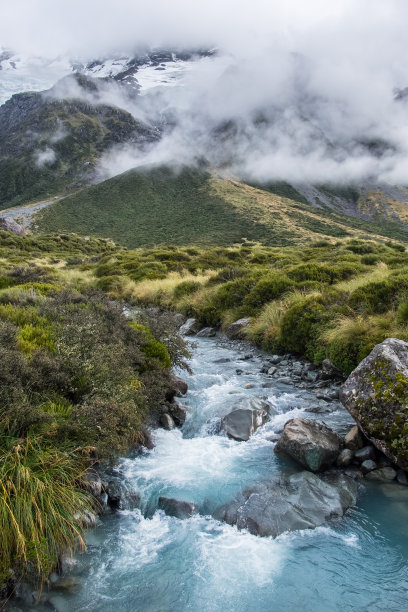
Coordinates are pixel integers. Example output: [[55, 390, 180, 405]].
[[397, 470, 408, 485], [107, 479, 141, 510], [196, 327, 217, 338], [344, 426, 364, 451], [275, 418, 342, 472], [160, 413, 175, 430], [225, 318, 251, 340], [0, 217, 25, 236], [365, 467, 397, 482], [179, 317, 200, 336], [158, 497, 197, 519], [214, 471, 357, 538], [340, 338, 408, 467], [82, 471, 102, 498], [221, 398, 269, 441]]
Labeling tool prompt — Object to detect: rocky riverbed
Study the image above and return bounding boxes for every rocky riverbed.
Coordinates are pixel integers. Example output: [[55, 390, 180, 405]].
[[9, 333, 408, 612]]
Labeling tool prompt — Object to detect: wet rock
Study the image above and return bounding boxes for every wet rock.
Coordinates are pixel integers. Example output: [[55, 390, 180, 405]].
[[321, 359, 343, 380], [179, 317, 200, 336], [354, 445, 376, 462], [82, 471, 102, 498], [214, 471, 357, 538], [303, 370, 319, 383], [158, 497, 197, 518], [221, 398, 269, 441], [275, 418, 342, 472], [107, 479, 141, 510], [336, 448, 354, 468], [315, 393, 333, 402], [75, 510, 98, 527], [214, 357, 231, 364], [166, 375, 188, 401], [240, 353, 254, 361], [52, 577, 80, 591], [344, 467, 364, 480], [160, 413, 175, 430], [344, 426, 364, 451], [276, 377, 292, 384], [262, 382, 275, 389], [244, 384, 254, 389], [340, 337, 408, 467], [397, 470, 408, 485], [139, 426, 155, 450], [267, 367, 277, 375], [365, 467, 397, 482], [196, 327, 217, 338], [168, 403, 187, 427], [225, 318, 251, 340], [269, 355, 282, 365], [361, 459, 377, 474], [235, 369, 244, 375]]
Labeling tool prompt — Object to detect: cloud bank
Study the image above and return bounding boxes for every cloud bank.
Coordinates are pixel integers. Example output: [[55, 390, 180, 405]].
[[2, 0, 408, 185]]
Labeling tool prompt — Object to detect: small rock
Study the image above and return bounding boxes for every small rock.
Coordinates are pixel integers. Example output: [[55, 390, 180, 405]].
[[196, 327, 217, 338], [160, 413, 175, 430], [361, 459, 377, 474], [222, 399, 269, 441], [354, 445, 376, 462], [52, 577, 80, 591], [276, 377, 292, 384], [262, 382, 275, 388], [179, 318, 200, 336], [236, 369, 244, 375], [166, 375, 188, 401], [269, 355, 282, 365], [214, 358, 231, 364], [173, 313, 186, 328], [316, 393, 333, 402], [267, 367, 277, 375], [344, 426, 364, 451], [321, 358, 343, 380], [365, 467, 397, 482], [336, 448, 354, 468], [344, 467, 364, 480], [244, 384, 254, 389]]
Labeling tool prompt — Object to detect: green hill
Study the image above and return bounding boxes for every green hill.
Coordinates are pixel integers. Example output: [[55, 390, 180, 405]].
[[35, 165, 408, 248]]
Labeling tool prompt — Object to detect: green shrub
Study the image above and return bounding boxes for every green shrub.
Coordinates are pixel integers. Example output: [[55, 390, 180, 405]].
[[173, 280, 201, 299], [279, 297, 327, 355], [244, 273, 294, 309]]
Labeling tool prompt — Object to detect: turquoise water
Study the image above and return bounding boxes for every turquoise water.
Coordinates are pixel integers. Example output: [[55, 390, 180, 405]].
[[13, 337, 408, 611]]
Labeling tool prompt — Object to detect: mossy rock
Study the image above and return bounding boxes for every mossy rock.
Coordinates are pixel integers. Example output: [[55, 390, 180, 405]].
[[340, 337, 408, 467]]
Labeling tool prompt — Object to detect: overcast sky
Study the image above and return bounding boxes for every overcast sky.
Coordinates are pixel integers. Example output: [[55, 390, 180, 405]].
[[2, 0, 408, 185]]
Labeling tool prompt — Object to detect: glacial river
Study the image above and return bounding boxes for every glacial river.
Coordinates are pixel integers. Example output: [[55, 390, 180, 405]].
[[12, 336, 408, 612]]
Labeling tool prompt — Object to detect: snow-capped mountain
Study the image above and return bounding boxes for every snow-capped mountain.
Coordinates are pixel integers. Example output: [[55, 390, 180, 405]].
[[0, 48, 215, 105]]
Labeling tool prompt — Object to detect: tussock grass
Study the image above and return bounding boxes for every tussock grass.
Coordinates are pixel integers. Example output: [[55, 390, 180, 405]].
[[335, 262, 390, 292], [0, 434, 95, 585]]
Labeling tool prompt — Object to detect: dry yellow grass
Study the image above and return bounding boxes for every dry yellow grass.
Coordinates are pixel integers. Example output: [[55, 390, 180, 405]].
[[130, 271, 216, 306], [334, 262, 390, 293]]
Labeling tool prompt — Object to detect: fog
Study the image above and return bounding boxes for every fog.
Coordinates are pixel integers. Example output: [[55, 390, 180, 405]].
[[2, 0, 408, 185]]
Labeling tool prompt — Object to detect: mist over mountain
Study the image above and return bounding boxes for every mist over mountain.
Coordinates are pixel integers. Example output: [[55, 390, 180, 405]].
[[1, 0, 408, 195]]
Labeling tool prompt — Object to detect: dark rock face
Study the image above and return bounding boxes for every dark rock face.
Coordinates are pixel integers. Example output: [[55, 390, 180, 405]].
[[340, 338, 408, 467], [321, 359, 343, 380], [221, 398, 269, 441], [214, 471, 358, 537], [275, 418, 342, 472], [158, 497, 197, 518], [354, 446, 376, 462], [225, 318, 251, 340], [179, 317, 200, 336]]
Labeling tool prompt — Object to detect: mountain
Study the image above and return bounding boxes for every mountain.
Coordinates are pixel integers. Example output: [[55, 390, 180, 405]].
[[0, 73, 159, 208], [34, 165, 408, 248]]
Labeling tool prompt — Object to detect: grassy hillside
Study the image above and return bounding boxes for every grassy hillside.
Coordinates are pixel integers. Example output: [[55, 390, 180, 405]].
[[35, 166, 408, 248]]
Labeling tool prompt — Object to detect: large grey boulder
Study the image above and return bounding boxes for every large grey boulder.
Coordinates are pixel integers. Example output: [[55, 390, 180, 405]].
[[196, 327, 217, 338], [179, 318, 200, 336], [166, 375, 188, 401], [275, 418, 342, 472], [340, 338, 408, 467], [214, 471, 357, 537], [221, 398, 269, 441], [158, 497, 197, 518], [0, 217, 25, 236], [225, 318, 251, 340]]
